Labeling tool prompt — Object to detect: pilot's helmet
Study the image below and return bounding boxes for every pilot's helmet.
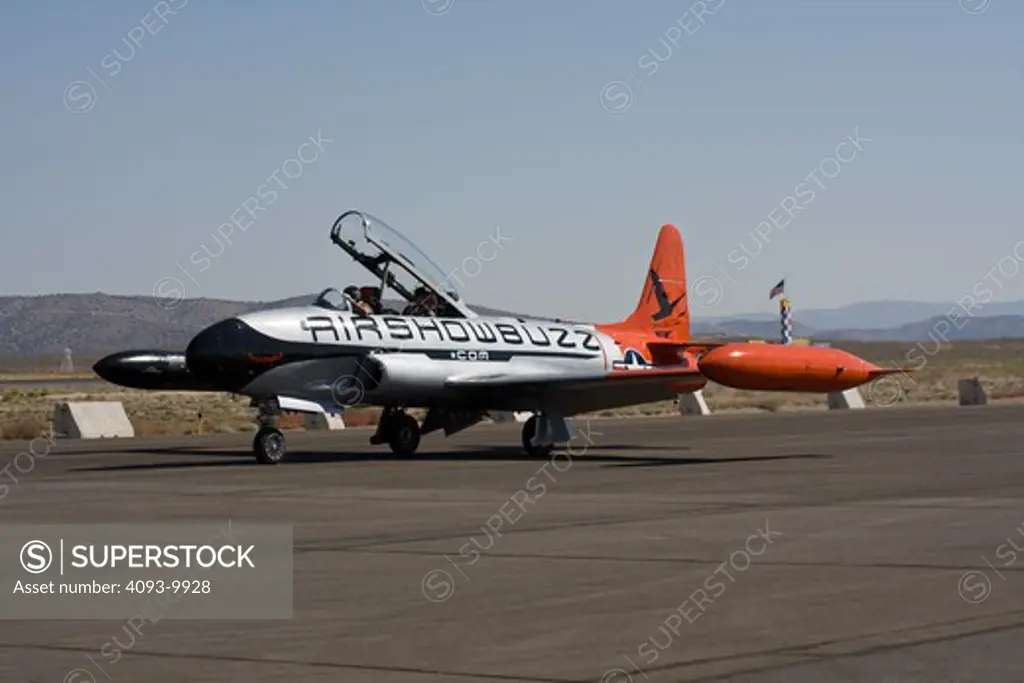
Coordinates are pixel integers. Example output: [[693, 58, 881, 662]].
[[343, 286, 359, 298]]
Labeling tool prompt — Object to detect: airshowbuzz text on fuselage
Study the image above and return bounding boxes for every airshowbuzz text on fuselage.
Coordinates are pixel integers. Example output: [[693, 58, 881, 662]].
[[299, 312, 602, 354]]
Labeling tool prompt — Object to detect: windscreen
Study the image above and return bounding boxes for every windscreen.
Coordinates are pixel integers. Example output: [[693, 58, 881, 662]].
[[362, 213, 461, 300]]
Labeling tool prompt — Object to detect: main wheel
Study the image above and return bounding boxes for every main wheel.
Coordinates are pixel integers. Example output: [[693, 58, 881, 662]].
[[521, 415, 554, 458], [253, 426, 286, 465], [370, 408, 399, 445], [388, 413, 421, 455]]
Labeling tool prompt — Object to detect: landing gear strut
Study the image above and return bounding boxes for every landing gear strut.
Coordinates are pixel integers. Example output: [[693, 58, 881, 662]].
[[370, 406, 421, 456], [253, 399, 286, 465], [521, 413, 571, 458]]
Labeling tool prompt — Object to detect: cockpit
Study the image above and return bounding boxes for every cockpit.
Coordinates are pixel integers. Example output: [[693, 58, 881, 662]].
[[311, 287, 351, 311], [319, 210, 478, 318]]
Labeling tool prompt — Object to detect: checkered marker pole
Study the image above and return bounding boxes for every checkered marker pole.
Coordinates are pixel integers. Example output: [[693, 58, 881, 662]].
[[780, 297, 793, 345]]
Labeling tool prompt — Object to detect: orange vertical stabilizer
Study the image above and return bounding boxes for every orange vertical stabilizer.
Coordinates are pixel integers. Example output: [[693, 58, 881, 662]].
[[606, 224, 690, 341]]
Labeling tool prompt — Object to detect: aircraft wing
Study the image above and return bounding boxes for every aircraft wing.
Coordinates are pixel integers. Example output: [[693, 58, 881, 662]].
[[445, 364, 706, 416], [445, 365, 701, 388]]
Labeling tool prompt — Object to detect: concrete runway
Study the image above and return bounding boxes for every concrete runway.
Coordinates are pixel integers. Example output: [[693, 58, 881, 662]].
[[2, 404, 1024, 682]]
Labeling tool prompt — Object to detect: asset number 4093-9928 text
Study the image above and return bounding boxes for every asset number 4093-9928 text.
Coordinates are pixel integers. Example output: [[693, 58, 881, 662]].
[[126, 580, 211, 594]]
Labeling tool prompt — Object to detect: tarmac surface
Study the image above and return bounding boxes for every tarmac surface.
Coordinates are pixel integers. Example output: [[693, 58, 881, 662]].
[[2, 404, 1024, 682]]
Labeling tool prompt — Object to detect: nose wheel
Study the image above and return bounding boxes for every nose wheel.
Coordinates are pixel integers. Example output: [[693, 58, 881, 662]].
[[254, 426, 286, 465], [252, 398, 286, 465], [370, 407, 422, 456]]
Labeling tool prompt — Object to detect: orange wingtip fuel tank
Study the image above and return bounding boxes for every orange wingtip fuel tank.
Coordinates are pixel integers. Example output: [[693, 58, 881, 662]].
[[697, 343, 909, 393]]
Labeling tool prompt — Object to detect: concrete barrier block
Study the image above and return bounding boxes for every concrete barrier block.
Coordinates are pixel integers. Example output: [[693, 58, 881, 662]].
[[678, 390, 711, 416], [304, 412, 346, 430], [958, 378, 988, 406], [828, 388, 866, 410], [53, 401, 134, 439]]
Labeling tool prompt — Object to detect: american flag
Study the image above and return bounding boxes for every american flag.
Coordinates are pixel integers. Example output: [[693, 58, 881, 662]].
[[769, 279, 785, 300]]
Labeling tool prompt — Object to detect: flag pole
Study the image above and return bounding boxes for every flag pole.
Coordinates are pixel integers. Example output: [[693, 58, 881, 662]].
[[769, 278, 789, 344], [779, 275, 792, 345]]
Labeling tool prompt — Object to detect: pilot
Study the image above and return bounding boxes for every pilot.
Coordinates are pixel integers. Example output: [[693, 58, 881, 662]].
[[345, 286, 373, 316], [402, 287, 436, 316], [359, 286, 383, 314]]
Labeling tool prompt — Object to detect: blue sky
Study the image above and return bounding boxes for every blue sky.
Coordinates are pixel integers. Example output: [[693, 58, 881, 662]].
[[1, 0, 1020, 322]]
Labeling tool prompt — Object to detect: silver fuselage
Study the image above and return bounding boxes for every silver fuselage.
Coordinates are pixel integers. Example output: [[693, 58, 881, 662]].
[[182, 306, 662, 415]]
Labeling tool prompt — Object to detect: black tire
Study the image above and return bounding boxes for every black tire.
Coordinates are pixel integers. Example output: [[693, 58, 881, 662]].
[[370, 408, 397, 445], [521, 415, 554, 458], [254, 426, 286, 465], [388, 413, 421, 455]]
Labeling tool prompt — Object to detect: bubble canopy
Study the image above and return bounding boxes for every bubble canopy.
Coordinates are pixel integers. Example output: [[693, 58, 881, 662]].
[[329, 210, 475, 318]]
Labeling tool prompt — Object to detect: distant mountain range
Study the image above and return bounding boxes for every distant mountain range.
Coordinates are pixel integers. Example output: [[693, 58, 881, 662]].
[[697, 300, 1024, 331], [692, 300, 1024, 343], [2, 293, 1024, 360]]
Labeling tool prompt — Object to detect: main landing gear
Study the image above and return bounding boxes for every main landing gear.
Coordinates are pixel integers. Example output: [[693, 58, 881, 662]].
[[521, 413, 571, 459], [521, 415, 553, 459], [253, 399, 286, 465], [370, 406, 422, 456]]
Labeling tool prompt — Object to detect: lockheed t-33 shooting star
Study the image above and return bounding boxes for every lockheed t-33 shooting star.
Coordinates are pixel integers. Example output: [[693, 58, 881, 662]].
[[95, 210, 908, 464]]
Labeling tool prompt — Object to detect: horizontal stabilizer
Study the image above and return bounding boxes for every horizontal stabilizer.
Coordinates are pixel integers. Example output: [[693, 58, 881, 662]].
[[647, 340, 727, 365], [605, 365, 704, 380]]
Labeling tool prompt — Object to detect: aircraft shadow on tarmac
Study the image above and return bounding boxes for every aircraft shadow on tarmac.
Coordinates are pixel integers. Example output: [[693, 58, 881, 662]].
[[71, 446, 829, 472], [600, 453, 829, 468]]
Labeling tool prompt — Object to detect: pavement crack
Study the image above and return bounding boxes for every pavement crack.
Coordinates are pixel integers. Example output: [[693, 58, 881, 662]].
[[0, 642, 574, 683]]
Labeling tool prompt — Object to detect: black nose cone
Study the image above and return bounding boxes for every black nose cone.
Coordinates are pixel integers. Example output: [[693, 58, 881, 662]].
[[92, 353, 125, 383], [93, 350, 210, 390]]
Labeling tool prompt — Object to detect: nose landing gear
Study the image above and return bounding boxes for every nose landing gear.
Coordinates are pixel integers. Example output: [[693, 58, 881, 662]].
[[254, 426, 286, 464], [253, 399, 286, 465]]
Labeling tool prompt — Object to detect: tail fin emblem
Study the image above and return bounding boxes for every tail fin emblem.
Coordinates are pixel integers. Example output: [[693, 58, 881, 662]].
[[649, 269, 685, 321]]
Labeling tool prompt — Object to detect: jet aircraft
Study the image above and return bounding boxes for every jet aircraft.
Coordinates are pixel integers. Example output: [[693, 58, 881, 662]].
[[95, 210, 907, 464]]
